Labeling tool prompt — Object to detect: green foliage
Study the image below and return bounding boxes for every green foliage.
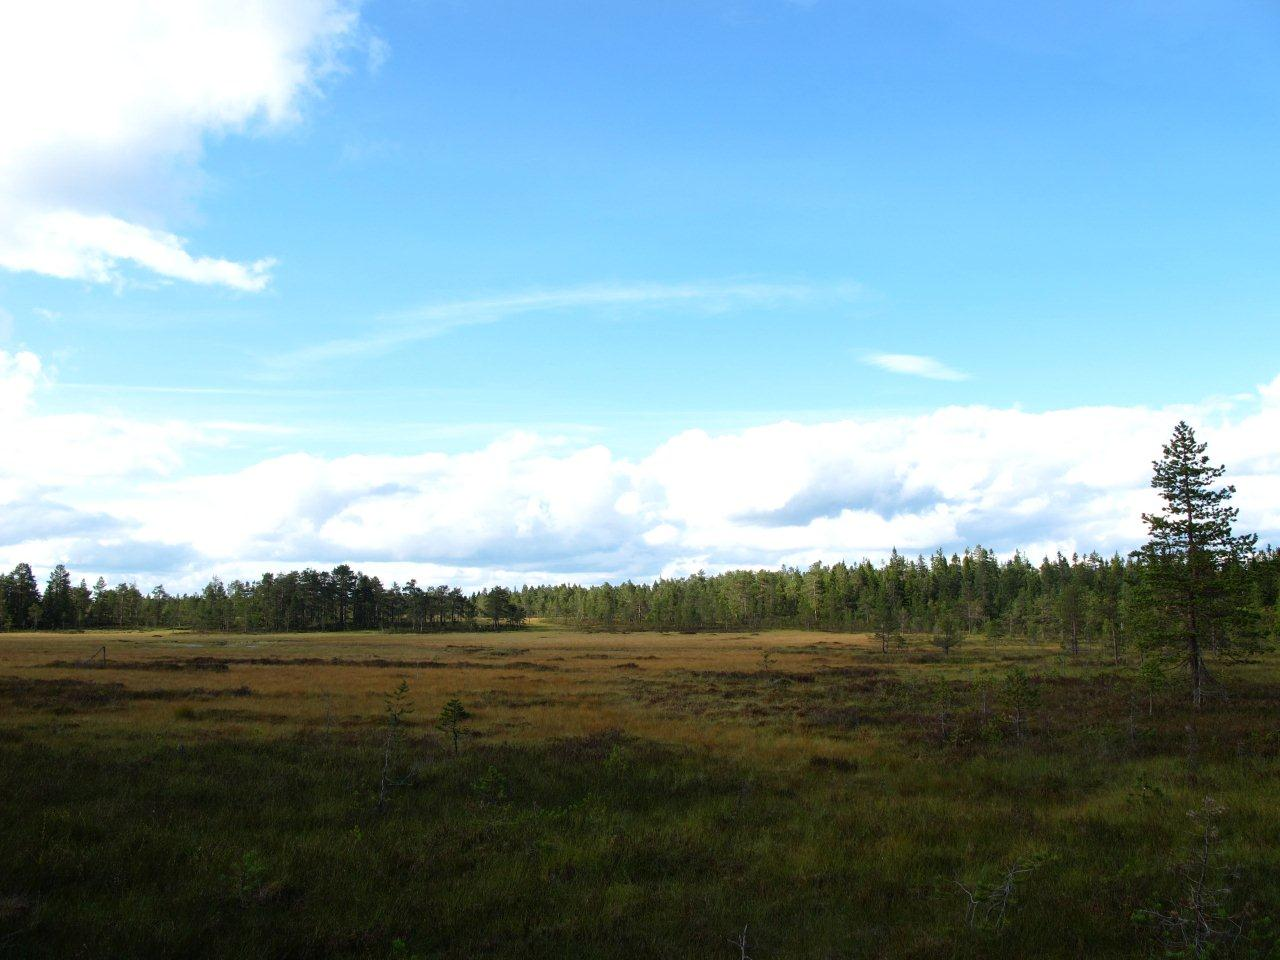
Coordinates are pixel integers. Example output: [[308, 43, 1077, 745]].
[[1138, 657, 1171, 716], [1001, 667, 1041, 741], [472, 765, 509, 804], [379, 681, 416, 807], [930, 606, 963, 658], [437, 698, 471, 756], [228, 850, 268, 905], [873, 574, 904, 653], [971, 673, 1001, 741], [954, 850, 1054, 933], [519, 547, 1280, 652], [0, 563, 519, 633], [1126, 773, 1167, 808], [1132, 797, 1262, 958], [0, 563, 40, 629], [1132, 422, 1267, 706], [388, 939, 426, 960], [479, 586, 524, 627], [925, 676, 960, 743], [602, 743, 632, 780], [384, 680, 414, 727]]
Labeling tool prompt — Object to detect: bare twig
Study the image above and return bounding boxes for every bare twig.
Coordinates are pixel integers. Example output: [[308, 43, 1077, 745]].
[[1134, 797, 1247, 957], [954, 856, 1046, 932]]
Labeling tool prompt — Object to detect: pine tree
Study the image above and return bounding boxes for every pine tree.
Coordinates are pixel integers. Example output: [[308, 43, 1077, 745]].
[[930, 603, 962, 658], [1132, 421, 1262, 708], [873, 583, 902, 654], [2, 563, 41, 629]]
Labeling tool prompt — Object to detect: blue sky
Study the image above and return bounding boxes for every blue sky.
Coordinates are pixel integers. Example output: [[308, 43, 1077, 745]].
[[1, 1, 1278, 588]]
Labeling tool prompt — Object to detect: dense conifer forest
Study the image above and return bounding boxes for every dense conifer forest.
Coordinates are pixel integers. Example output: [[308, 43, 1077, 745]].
[[0, 564, 526, 633], [517, 547, 1280, 642], [3, 547, 1277, 647]]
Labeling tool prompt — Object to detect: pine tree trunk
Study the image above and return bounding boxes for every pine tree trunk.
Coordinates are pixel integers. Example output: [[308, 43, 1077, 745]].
[[1190, 637, 1204, 710]]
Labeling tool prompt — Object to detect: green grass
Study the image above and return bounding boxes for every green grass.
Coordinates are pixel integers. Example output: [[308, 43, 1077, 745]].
[[1, 629, 1277, 958]]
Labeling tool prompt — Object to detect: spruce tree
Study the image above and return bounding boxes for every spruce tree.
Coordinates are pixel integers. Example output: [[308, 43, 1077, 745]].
[[1132, 421, 1262, 707], [437, 699, 471, 756], [43, 564, 73, 629]]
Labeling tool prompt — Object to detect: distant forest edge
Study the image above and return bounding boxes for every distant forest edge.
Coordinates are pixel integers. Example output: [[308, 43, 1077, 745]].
[[2, 422, 1277, 651], [0, 547, 1275, 643], [519, 546, 1280, 644], [0, 567, 526, 633]]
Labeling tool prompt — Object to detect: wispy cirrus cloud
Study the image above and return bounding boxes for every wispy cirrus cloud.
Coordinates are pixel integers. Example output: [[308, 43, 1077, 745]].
[[861, 352, 969, 381], [265, 279, 864, 373]]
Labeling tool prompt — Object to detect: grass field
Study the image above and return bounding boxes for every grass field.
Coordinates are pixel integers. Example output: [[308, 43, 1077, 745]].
[[2, 624, 1277, 958]]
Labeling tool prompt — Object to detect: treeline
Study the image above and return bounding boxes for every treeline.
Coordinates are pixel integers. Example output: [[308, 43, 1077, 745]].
[[4, 548, 1278, 646], [516, 546, 1280, 649], [3, 549, 1278, 644], [0, 563, 525, 633]]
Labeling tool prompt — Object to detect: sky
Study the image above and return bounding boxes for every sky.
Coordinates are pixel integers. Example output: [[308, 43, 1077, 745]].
[[1, 0, 1278, 592]]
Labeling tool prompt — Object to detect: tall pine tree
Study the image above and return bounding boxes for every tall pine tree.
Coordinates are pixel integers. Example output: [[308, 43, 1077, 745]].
[[1132, 421, 1262, 707]]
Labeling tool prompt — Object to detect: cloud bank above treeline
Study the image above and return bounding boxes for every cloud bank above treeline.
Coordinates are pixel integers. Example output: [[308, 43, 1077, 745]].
[[3, 349, 1278, 592]]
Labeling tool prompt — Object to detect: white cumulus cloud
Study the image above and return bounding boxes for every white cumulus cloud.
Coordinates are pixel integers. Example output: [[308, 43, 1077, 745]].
[[0, 0, 367, 290], [3, 350, 1279, 591]]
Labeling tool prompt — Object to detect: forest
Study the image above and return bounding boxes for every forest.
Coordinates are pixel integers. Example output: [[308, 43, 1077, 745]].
[[518, 546, 1280, 643], [0, 565, 526, 633], [4, 548, 1278, 650], [3, 549, 1276, 644]]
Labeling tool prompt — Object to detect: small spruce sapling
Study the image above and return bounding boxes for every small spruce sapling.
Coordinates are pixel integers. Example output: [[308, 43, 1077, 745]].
[[1138, 658, 1170, 718], [437, 698, 471, 756], [385, 679, 414, 726], [1002, 667, 1041, 742], [472, 765, 508, 804], [388, 938, 426, 960], [929, 677, 959, 744], [229, 850, 268, 905], [378, 680, 415, 807], [973, 673, 1000, 741]]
